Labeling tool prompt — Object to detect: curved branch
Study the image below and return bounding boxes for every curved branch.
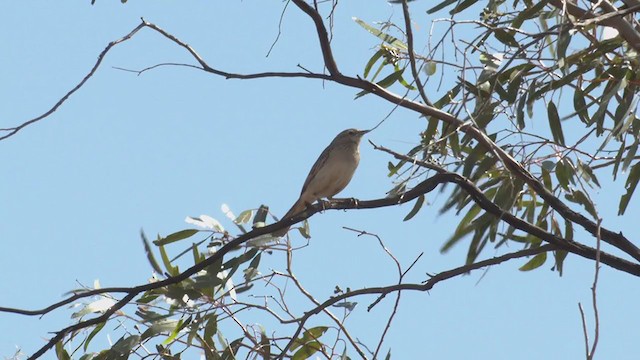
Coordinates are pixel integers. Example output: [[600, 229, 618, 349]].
[[289, 0, 640, 263], [548, 0, 640, 51], [400, 0, 432, 106], [368, 143, 640, 275], [4, 8, 638, 358], [16, 166, 640, 359], [0, 22, 147, 141], [1, 19, 330, 143], [291, 0, 340, 75], [277, 244, 558, 359], [12, 161, 640, 358], [5, 156, 638, 321], [7, 7, 636, 262]]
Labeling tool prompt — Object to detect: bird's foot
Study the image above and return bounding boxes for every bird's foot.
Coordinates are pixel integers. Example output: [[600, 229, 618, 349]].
[[317, 199, 329, 212], [327, 197, 359, 208]]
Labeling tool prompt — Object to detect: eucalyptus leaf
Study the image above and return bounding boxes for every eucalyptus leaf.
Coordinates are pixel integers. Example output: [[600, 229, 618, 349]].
[[352, 17, 407, 49], [519, 252, 547, 271]]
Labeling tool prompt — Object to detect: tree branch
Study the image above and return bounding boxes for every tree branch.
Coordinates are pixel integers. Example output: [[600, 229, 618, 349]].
[[10, 160, 640, 359], [400, 0, 432, 106], [288, 0, 640, 263], [0, 22, 147, 141], [7, 9, 637, 262], [277, 244, 558, 359], [548, 0, 640, 51], [1, 19, 330, 143]]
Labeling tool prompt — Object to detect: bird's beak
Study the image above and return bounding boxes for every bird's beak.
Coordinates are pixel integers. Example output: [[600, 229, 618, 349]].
[[358, 129, 371, 136]]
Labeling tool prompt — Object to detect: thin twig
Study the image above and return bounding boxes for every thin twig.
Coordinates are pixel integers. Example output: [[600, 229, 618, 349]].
[[284, 244, 367, 359], [0, 22, 147, 141], [578, 303, 590, 358], [401, 0, 433, 106], [276, 244, 558, 359], [266, 0, 291, 57], [588, 218, 602, 359]]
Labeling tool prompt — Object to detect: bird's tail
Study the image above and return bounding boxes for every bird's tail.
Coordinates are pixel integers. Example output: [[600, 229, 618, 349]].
[[272, 198, 307, 237]]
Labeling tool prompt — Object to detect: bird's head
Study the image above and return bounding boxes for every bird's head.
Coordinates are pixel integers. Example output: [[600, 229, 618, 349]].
[[333, 128, 370, 145]]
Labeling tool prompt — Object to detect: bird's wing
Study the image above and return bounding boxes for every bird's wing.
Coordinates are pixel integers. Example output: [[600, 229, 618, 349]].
[[299, 144, 333, 196]]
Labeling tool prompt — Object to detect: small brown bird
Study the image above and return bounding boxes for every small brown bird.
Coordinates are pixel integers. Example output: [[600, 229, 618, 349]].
[[273, 128, 369, 237]]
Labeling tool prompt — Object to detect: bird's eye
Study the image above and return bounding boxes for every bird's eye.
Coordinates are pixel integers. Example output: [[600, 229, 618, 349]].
[[348, 130, 355, 135]]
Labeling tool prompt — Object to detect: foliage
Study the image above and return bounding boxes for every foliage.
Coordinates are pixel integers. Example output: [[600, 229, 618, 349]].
[[62, 207, 341, 360], [356, 0, 640, 268], [3, 0, 640, 359]]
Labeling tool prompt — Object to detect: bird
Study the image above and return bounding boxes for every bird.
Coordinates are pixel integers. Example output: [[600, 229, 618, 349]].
[[273, 128, 369, 237]]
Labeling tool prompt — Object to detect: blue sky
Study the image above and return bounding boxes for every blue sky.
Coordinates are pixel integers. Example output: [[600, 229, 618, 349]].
[[1, 1, 639, 359]]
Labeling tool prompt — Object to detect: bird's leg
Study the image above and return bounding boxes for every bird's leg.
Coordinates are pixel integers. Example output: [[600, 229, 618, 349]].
[[317, 199, 329, 212]]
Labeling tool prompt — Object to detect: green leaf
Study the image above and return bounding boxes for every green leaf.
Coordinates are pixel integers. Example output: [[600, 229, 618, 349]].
[[364, 48, 385, 79], [427, 0, 457, 14], [556, 31, 571, 66], [154, 229, 199, 246], [352, 18, 407, 49], [403, 195, 425, 221], [533, 64, 590, 99], [55, 341, 71, 360], [541, 160, 556, 171], [164, 316, 193, 345], [234, 210, 253, 225], [375, 69, 404, 88], [575, 159, 598, 187], [573, 87, 591, 124], [192, 243, 205, 264], [141, 319, 179, 341], [204, 314, 218, 343], [555, 159, 575, 190], [84, 322, 106, 351], [290, 326, 329, 351], [593, 78, 627, 136], [159, 242, 179, 276], [355, 68, 405, 99], [111, 335, 141, 356], [619, 162, 640, 215], [565, 189, 598, 219], [450, 0, 479, 14], [504, 69, 523, 104], [221, 338, 243, 360], [526, 80, 536, 118], [494, 29, 518, 47], [547, 101, 564, 145], [441, 205, 482, 252], [516, 90, 527, 129], [394, 64, 416, 90], [553, 249, 568, 276], [511, 0, 549, 28], [611, 141, 626, 180], [565, 220, 574, 242], [222, 248, 259, 272], [519, 252, 547, 271], [292, 340, 322, 360], [141, 230, 163, 274], [622, 141, 638, 173], [387, 161, 401, 177]]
